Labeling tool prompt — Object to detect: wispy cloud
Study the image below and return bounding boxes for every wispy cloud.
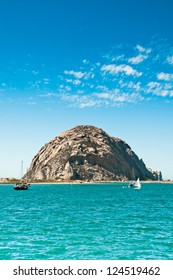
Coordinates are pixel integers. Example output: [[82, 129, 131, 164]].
[[128, 54, 148, 64], [157, 72, 173, 81], [2, 39, 173, 108], [147, 81, 173, 97], [61, 90, 143, 108], [112, 55, 125, 62], [64, 70, 85, 79], [136, 44, 151, 54], [101, 64, 142, 77], [1, 83, 6, 87], [61, 94, 100, 108], [167, 55, 173, 65], [66, 78, 81, 85], [43, 78, 51, 85], [128, 44, 151, 64], [38, 92, 59, 98], [94, 92, 143, 104], [54, 41, 173, 107]]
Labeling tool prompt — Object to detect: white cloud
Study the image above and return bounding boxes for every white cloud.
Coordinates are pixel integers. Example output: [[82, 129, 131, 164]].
[[136, 45, 151, 54], [66, 79, 81, 85], [66, 79, 73, 83], [94, 62, 101, 67], [96, 85, 109, 91], [136, 45, 146, 52], [64, 70, 85, 79], [119, 81, 141, 91], [94, 93, 114, 99], [128, 44, 151, 65], [79, 100, 100, 108], [61, 93, 101, 108], [64, 70, 95, 82], [52, 42, 173, 108], [94, 92, 143, 104], [38, 92, 59, 98], [73, 80, 81, 85], [83, 59, 89, 64], [147, 81, 160, 89], [77, 90, 84, 94], [65, 86, 71, 91], [128, 54, 148, 64], [101, 64, 142, 77], [147, 81, 173, 97], [167, 55, 173, 65], [112, 55, 125, 62], [28, 101, 37, 105], [60, 87, 143, 108], [43, 78, 51, 85], [32, 70, 39, 76], [83, 72, 95, 80], [157, 72, 173, 81]]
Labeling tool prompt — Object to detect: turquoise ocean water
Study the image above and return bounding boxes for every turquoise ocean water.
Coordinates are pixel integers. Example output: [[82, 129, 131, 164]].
[[0, 183, 173, 260]]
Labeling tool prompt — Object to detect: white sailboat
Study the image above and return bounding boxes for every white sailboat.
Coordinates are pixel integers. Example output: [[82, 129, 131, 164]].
[[128, 178, 141, 189]]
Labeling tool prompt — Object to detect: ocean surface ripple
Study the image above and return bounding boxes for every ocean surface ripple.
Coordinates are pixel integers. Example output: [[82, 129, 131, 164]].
[[0, 183, 173, 260]]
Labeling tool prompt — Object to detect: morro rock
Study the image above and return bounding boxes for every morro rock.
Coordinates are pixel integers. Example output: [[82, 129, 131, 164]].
[[24, 125, 160, 181]]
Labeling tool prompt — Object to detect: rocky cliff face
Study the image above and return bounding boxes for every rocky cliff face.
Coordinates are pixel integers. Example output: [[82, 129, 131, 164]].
[[24, 125, 161, 181]]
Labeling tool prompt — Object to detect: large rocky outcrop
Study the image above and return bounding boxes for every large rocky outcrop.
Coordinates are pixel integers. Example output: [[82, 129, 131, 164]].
[[24, 125, 161, 181]]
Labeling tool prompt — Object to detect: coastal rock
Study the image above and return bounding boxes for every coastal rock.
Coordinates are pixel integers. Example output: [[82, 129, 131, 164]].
[[148, 169, 163, 181], [24, 125, 161, 181]]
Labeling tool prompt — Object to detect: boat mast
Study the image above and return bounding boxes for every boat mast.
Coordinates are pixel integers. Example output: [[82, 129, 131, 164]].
[[132, 167, 135, 180], [21, 160, 23, 179]]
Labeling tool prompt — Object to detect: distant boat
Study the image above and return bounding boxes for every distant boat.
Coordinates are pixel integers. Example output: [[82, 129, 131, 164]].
[[14, 161, 30, 190], [128, 178, 141, 189], [14, 182, 30, 190]]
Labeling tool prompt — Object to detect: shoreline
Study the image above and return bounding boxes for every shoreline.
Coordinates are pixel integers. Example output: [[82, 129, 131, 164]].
[[0, 180, 173, 185]]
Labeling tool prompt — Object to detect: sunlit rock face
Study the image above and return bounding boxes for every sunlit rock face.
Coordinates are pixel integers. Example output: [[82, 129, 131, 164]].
[[24, 125, 160, 181]]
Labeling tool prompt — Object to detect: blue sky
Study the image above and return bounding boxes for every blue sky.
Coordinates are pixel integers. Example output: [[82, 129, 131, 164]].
[[0, 0, 173, 179]]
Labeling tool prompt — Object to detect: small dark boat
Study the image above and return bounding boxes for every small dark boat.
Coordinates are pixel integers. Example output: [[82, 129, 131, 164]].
[[14, 160, 30, 190], [14, 182, 30, 190]]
